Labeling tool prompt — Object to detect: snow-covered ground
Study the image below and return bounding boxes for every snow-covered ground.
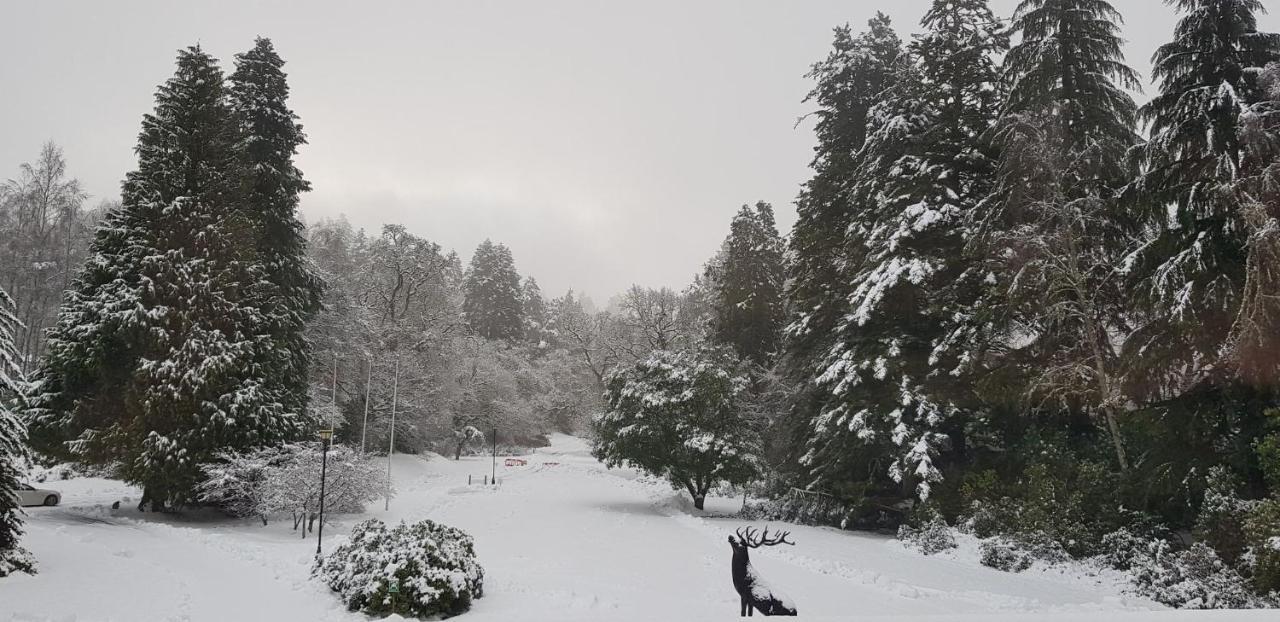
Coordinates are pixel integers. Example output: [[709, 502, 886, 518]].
[[0, 434, 1271, 621]]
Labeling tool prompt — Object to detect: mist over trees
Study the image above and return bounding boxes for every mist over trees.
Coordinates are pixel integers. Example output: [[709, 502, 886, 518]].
[[1, 0, 1280, 607]]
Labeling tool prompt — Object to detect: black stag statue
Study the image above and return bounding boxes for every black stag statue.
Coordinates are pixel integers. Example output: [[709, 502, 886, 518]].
[[729, 526, 797, 616]]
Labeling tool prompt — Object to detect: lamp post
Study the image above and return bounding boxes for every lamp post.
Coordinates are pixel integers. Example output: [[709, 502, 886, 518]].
[[316, 427, 334, 557], [360, 356, 372, 454], [386, 358, 399, 511]]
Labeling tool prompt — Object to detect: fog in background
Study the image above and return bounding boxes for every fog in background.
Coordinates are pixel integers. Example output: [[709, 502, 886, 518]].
[[3, 0, 1276, 301]]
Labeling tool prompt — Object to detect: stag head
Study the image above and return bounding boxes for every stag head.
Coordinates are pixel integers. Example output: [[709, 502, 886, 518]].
[[730, 526, 795, 550]]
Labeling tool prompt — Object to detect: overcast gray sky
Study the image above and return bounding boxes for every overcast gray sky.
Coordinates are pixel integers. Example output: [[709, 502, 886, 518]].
[[3, 1, 1277, 302]]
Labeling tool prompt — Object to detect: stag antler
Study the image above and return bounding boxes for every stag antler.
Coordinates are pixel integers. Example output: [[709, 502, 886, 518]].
[[735, 525, 795, 548]]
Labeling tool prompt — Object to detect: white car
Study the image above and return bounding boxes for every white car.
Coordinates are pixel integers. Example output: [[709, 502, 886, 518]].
[[14, 483, 61, 507]]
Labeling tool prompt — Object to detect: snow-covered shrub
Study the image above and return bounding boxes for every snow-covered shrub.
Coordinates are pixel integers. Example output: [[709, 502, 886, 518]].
[[960, 459, 1127, 559], [1099, 527, 1162, 572], [451, 425, 484, 460], [198, 442, 384, 530], [315, 518, 484, 619], [1127, 541, 1270, 609], [740, 489, 850, 527], [0, 545, 34, 578], [1243, 498, 1280, 594], [1194, 466, 1258, 566], [979, 533, 1067, 573], [898, 514, 957, 555]]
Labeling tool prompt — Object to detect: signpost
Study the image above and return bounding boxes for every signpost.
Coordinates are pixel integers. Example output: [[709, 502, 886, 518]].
[[316, 427, 334, 557]]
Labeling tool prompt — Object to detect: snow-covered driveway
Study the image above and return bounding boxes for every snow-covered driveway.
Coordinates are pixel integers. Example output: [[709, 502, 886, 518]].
[[0, 434, 1265, 621]]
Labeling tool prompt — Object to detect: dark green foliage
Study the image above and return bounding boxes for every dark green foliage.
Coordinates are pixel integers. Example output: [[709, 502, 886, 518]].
[[801, 0, 1008, 505], [27, 45, 311, 507], [1003, 0, 1141, 159], [593, 348, 760, 510], [0, 287, 34, 576], [1194, 466, 1255, 566], [706, 202, 785, 366], [1244, 498, 1280, 593], [1127, 0, 1280, 393], [785, 12, 903, 388], [314, 518, 484, 619], [229, 37, 324, 419], [462, 240, 523, 341]]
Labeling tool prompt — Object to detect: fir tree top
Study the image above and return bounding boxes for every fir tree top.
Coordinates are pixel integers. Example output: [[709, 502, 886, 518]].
[[1003, 0, 1141, 155]]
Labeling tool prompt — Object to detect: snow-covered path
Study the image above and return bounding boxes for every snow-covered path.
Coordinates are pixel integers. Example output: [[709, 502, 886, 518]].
[[0, 434, 1269, 621]]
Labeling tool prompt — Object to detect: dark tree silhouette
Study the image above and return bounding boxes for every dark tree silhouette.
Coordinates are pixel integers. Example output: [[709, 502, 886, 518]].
[[729, 526, 797, 616]]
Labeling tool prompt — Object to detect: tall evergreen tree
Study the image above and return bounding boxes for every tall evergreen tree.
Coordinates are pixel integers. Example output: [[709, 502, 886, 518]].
[[1128, 0, 1280, 391], [708, 202, 785, 367], [803, 0, 1007, 500], [784, 14, 903, 455], [521, 277, 549, 346], [0, 287, 34, 576], [27, 46, 309, 508], [941, 0, 1143, 473], [462, 240, 523, 341], [229, 37, 324, 419], [1002, 0, 1141, 165]]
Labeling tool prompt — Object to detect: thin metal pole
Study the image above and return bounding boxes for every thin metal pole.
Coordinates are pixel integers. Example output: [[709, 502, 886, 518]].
[[360, 356, 372, 454], [316, 433, 330, 557], [491, 425, 497, 485], [331, 355, 338, 405], [385, 358, 399, 511]]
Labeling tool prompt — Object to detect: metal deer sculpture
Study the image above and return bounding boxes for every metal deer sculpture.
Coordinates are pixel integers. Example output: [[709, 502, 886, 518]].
[[729, 526, 797, 616]]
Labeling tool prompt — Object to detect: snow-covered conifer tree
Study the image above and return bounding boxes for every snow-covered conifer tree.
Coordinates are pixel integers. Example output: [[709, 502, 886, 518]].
[[708, 202, 785, 367], [27, 46, 309, 508], [0, 287, 34, 576], [1127, 0, 1280, 389], [803, 0, 1007, 500], [229, 37, 324, 419], [462, 240, 523, 341], [785, 14, 904, 387], [520, 277, 549, 346]]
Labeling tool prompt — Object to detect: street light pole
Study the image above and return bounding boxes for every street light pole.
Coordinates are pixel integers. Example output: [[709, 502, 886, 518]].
[[385, 358, 399, 511], [316, 428, 333, 557], [360, 356, 372, 454]]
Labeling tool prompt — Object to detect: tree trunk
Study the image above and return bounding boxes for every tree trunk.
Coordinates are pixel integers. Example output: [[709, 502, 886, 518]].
[[693, 495, 705, 511], [137, 486, 152, 512], [1101, 404, 1129, 472]]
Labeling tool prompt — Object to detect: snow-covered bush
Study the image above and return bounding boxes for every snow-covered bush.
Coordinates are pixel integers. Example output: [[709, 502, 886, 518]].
[[740, 489, 850, 527], [314, 518, 484, 619], [198, 442, 384, 531], [1127, 541, 1270, 609], [451, 425, 484, 460], [1243, 498, 1280, 594], [978, 533, 1067, 573], [898, 514, 957, 555], [1194, 466, 1258, 566]]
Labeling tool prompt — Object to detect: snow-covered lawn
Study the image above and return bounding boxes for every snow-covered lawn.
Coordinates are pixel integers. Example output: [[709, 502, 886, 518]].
[[0, 434, 1270, 621]]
